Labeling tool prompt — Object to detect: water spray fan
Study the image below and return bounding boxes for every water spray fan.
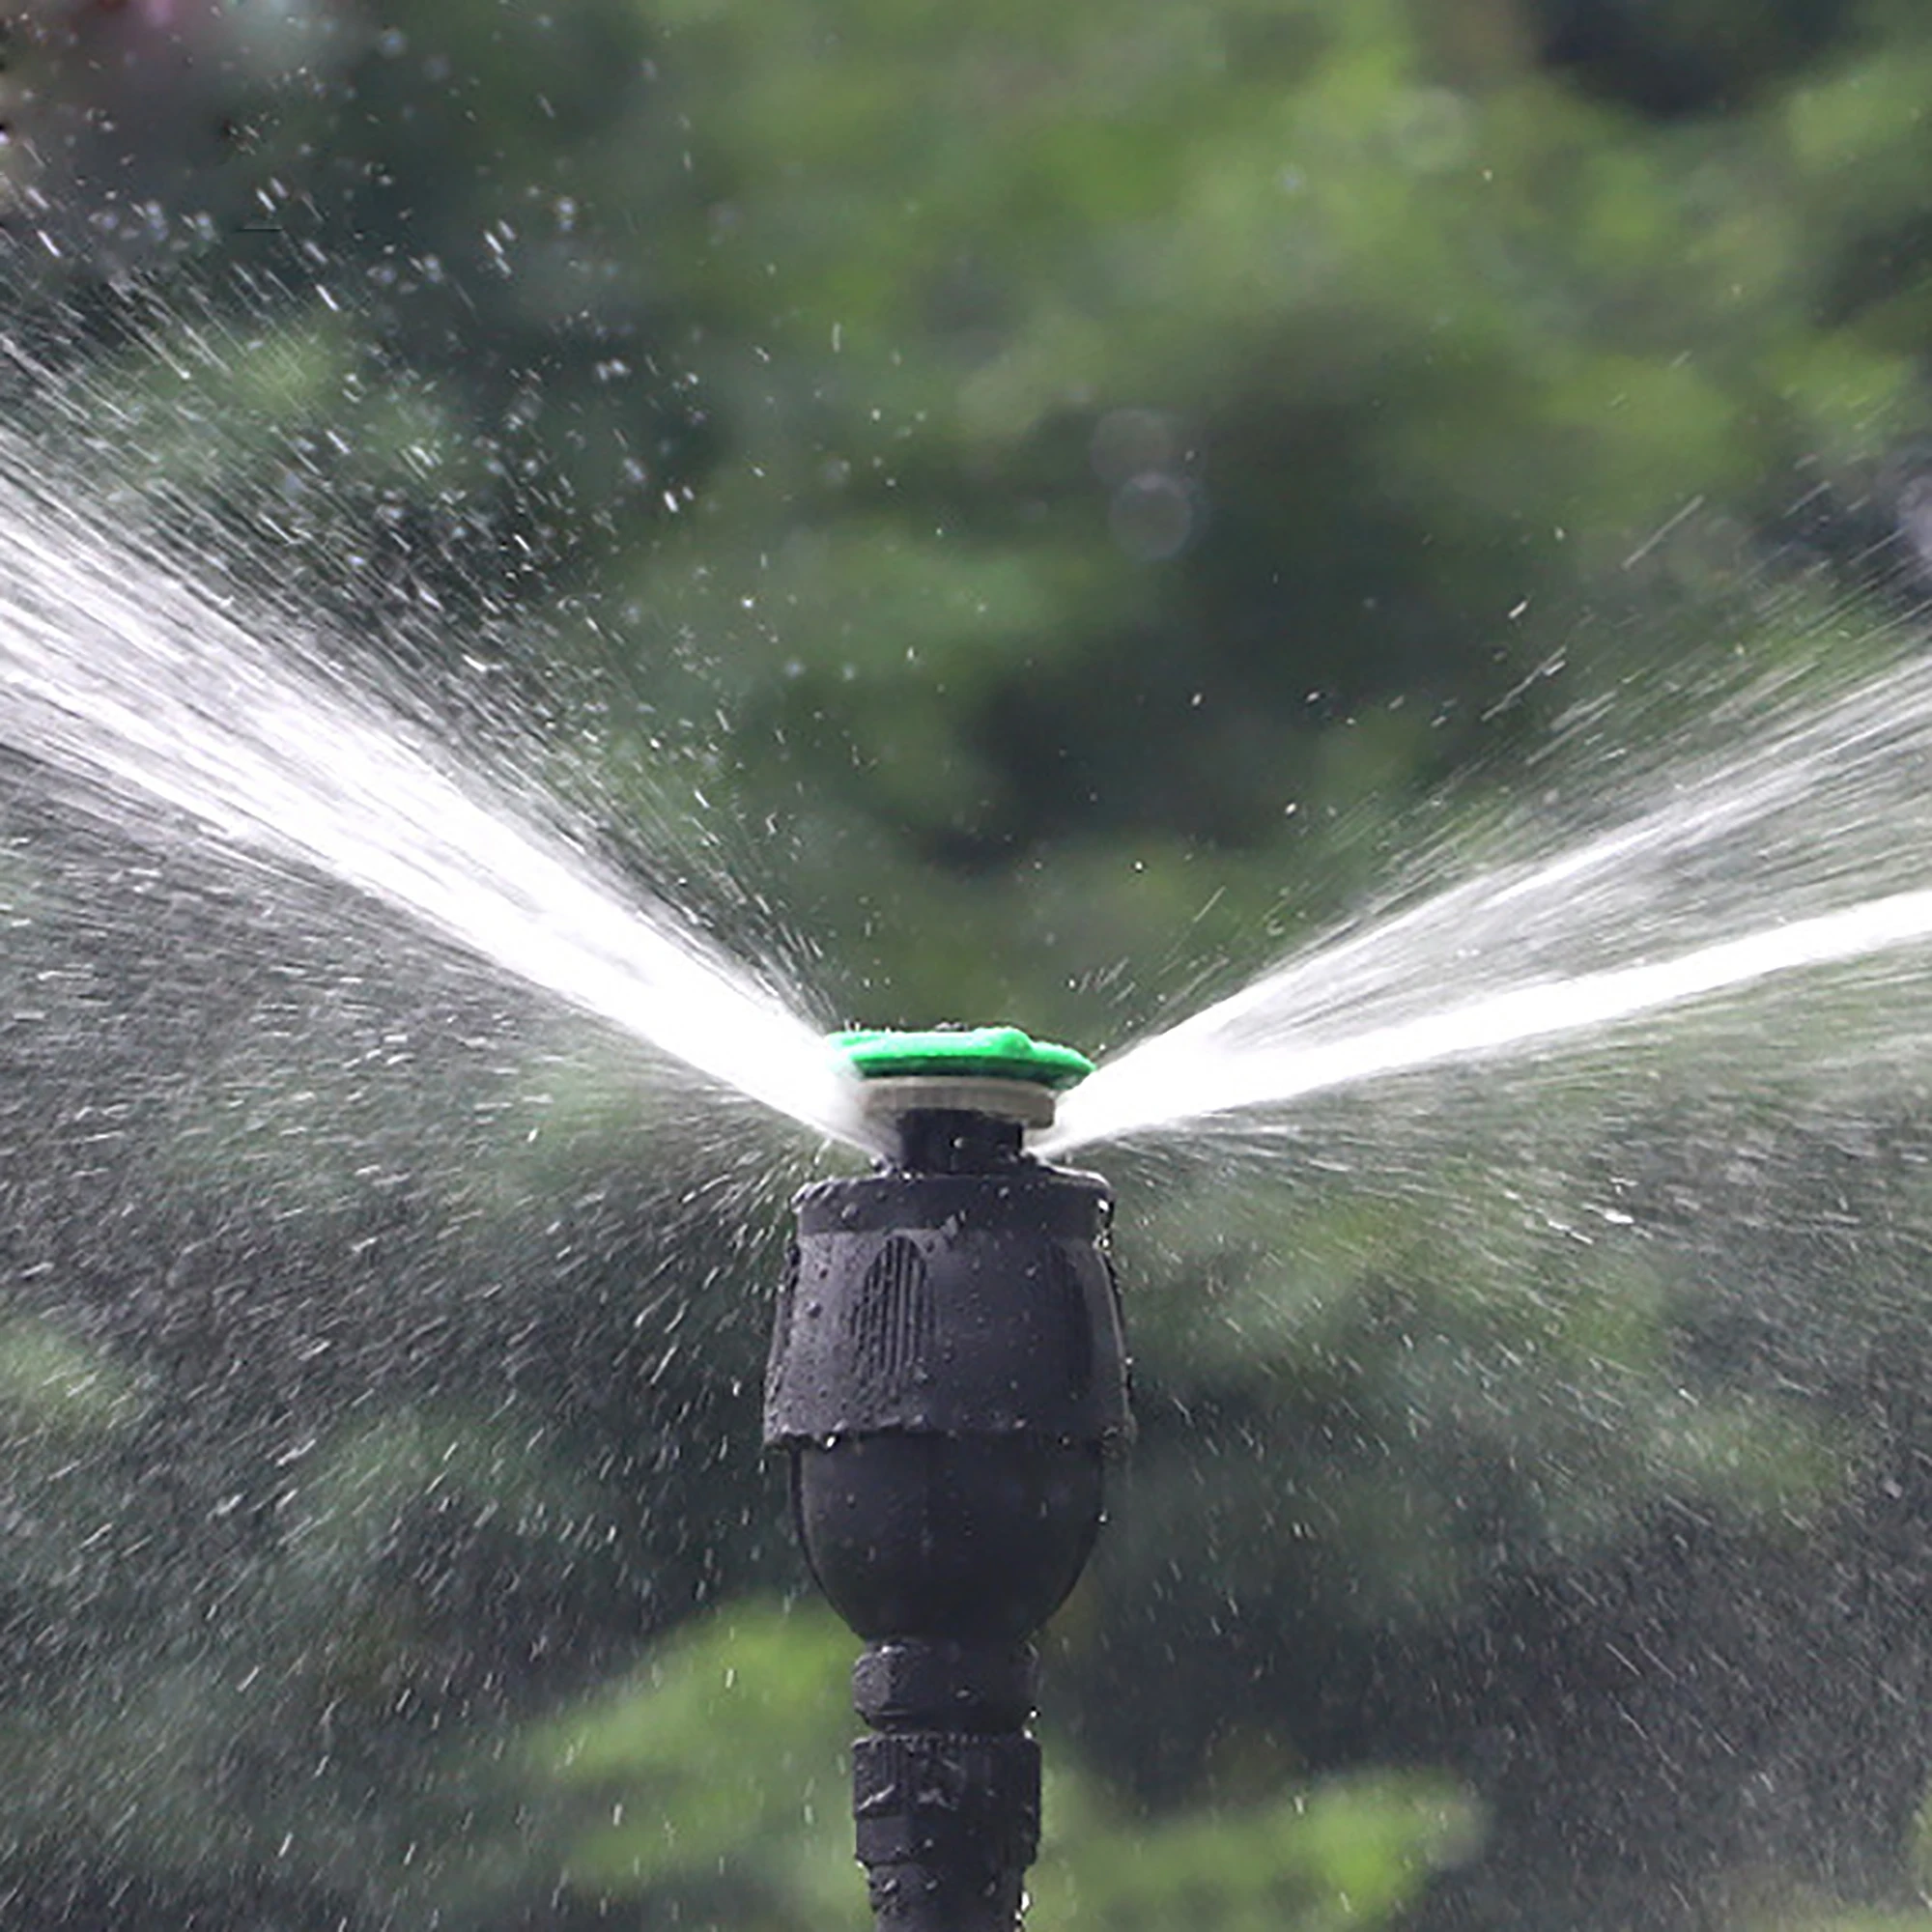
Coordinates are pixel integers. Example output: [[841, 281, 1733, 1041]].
[[764, 1026, 1131, 1931]]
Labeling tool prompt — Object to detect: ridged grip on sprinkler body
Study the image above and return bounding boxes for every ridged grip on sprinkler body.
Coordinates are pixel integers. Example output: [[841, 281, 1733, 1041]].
[[766, 1167, 1125, 1448]]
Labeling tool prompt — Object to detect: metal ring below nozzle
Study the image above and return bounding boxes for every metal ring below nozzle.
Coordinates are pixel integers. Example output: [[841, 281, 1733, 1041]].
[[855, 1074, 1059, 1135]]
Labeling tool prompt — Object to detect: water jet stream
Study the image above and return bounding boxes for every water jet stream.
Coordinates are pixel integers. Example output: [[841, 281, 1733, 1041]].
[[16, 423, 1932, 1178], [0, 463, 861, 1148], [1047, 885, 1932, 1151], [1049, 648, 1932, 1156]]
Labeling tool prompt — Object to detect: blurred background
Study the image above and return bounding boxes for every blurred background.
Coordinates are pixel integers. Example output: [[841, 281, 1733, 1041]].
[[8, 1, 1932, 1926]]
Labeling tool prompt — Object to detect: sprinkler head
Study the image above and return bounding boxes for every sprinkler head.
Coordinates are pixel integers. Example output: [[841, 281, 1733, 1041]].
[[831, 1024, 1095, 1165], [765, 1024, 1128, 1931]]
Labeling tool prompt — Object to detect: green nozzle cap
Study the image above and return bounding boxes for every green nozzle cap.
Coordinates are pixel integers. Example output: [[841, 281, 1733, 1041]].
[[831, 1025, 1094, 1091]]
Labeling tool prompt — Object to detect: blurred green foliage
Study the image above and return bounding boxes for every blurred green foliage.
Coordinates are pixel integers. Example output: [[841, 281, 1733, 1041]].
[[9, 1, 1932, 1929], [517, 1599, 1475, 1930]]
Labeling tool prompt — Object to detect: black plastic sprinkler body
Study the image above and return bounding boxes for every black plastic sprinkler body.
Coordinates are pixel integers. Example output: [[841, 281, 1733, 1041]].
[[765, 1027, 1131, 1931]]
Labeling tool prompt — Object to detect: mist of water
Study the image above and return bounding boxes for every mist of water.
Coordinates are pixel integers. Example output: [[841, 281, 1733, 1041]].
[[1048, 644, 1932, 1157], [14, 404, 1932, 1190], [0, 451, 864, 1151]]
